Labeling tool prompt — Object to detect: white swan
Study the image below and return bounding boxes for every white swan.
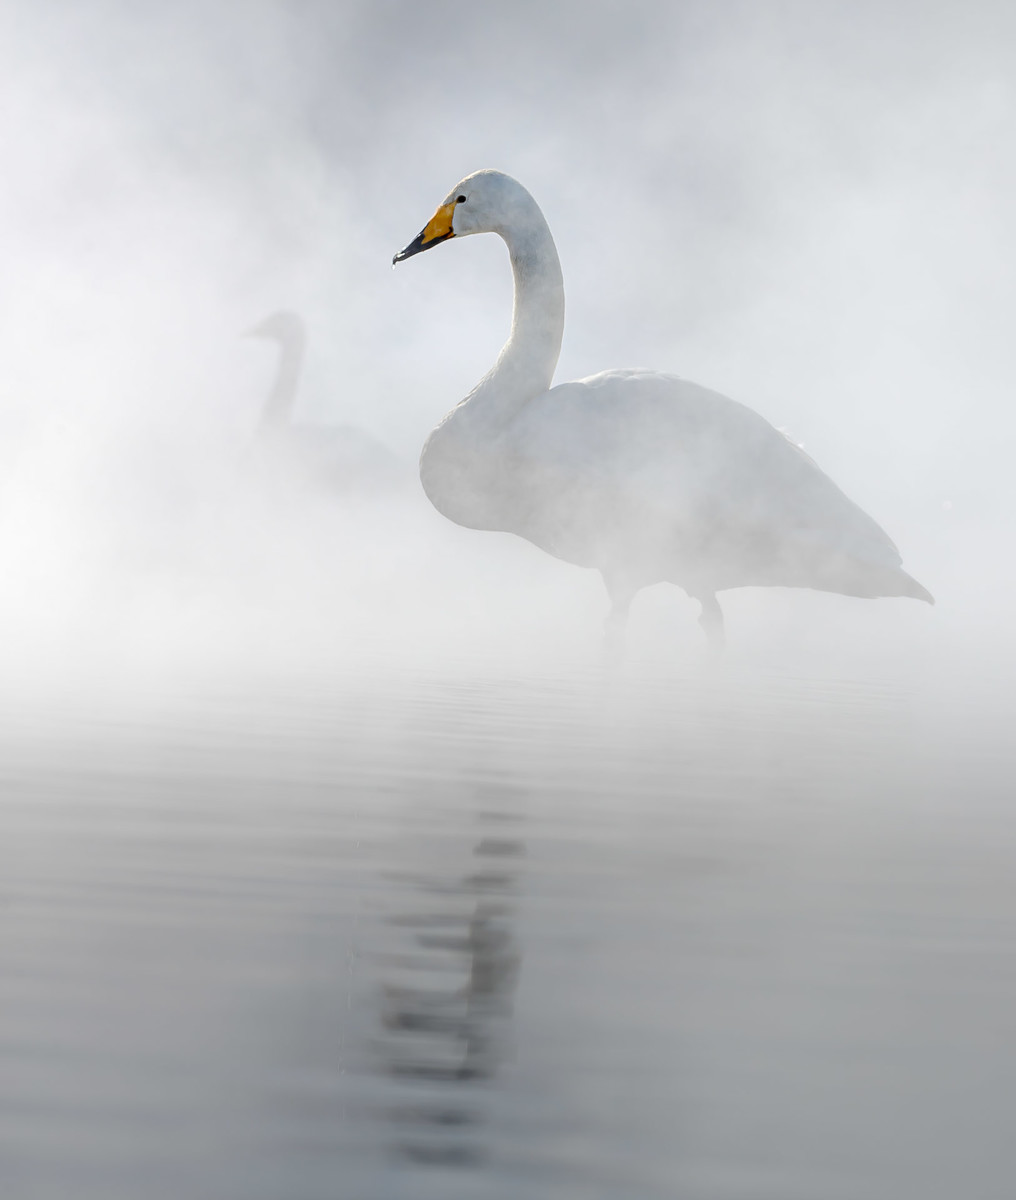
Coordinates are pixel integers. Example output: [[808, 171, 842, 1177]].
[[394, 170, 932, 641], [247, 310, 404, 495]]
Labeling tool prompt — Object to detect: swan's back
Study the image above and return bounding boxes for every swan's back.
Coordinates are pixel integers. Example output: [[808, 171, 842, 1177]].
[[500, 370, 927, 600]]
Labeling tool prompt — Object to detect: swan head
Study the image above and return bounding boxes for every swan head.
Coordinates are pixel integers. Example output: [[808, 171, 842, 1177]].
[[393, 170, 536, 264], [246, 310, 306, 345]]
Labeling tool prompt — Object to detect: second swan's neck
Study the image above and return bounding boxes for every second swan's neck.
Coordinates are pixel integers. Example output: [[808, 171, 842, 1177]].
[[421, 200, 565, 525], [260, 329, 305, 430]]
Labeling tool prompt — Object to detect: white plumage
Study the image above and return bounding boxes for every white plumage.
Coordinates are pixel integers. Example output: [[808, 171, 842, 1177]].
[[395, 170, 931, 641]]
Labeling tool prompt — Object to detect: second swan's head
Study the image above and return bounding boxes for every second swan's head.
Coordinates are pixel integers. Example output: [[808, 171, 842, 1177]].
[[393, 170, 538, 264], [246, 310, 306, 346]]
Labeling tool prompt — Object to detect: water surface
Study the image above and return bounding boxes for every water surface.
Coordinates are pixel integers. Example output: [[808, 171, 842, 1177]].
[[0, 633, 1012, 1199]]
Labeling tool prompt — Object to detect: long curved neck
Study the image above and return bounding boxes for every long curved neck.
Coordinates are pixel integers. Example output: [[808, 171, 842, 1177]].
[[459, 216, 565, 433], [259, 330, 304, 429], [420, 207, 564, 528]]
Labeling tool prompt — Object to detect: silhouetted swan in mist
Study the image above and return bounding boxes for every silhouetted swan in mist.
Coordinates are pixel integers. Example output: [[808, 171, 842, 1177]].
[[394, 170, 932, 645], [248, 310, 404, 495]]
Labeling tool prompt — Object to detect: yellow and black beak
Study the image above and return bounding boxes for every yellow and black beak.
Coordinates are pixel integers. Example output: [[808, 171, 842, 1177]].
[[393, 201, 456, 264]]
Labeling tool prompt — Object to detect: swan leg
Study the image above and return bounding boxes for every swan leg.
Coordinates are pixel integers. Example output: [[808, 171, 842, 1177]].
[[698, 593, 725, 652]]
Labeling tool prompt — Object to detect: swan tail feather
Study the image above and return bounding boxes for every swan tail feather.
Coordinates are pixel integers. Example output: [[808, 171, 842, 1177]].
[[897, 571, 934, 605]]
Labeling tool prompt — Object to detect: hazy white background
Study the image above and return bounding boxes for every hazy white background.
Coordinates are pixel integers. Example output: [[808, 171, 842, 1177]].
[[0, 0, 1012, 677], [1, 8, 1015, 1197]]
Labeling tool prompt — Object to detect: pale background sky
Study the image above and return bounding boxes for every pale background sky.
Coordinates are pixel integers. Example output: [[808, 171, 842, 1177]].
[[0, 1, 1012, 660]]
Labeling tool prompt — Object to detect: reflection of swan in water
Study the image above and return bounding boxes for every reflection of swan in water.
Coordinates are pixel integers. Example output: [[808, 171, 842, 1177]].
[[376, 801, 524, 1167], [247, 310, 404, 495], [395, 170, 933, 645]]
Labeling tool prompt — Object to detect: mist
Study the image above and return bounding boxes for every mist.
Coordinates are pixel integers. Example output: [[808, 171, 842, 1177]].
[[2, 2, 1012, 674], [1, 3, 1014, 1196]]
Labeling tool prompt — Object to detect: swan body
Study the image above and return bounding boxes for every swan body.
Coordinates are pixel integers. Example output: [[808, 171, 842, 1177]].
[[394, 171, 932, 639], [248, 310, 404, 495]]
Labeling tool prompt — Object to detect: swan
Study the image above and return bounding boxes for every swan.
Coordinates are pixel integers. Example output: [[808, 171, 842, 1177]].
[[247, 310, 404, 495], [394, 170, 932, 643]]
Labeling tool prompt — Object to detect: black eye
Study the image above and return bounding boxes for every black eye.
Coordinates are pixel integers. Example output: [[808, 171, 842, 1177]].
[[456, 195, 466, 203]]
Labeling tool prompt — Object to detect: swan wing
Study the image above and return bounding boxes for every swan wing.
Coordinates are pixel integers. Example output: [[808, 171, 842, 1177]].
[[505, 371, 908, 595], [271, 424, 406, 492]]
